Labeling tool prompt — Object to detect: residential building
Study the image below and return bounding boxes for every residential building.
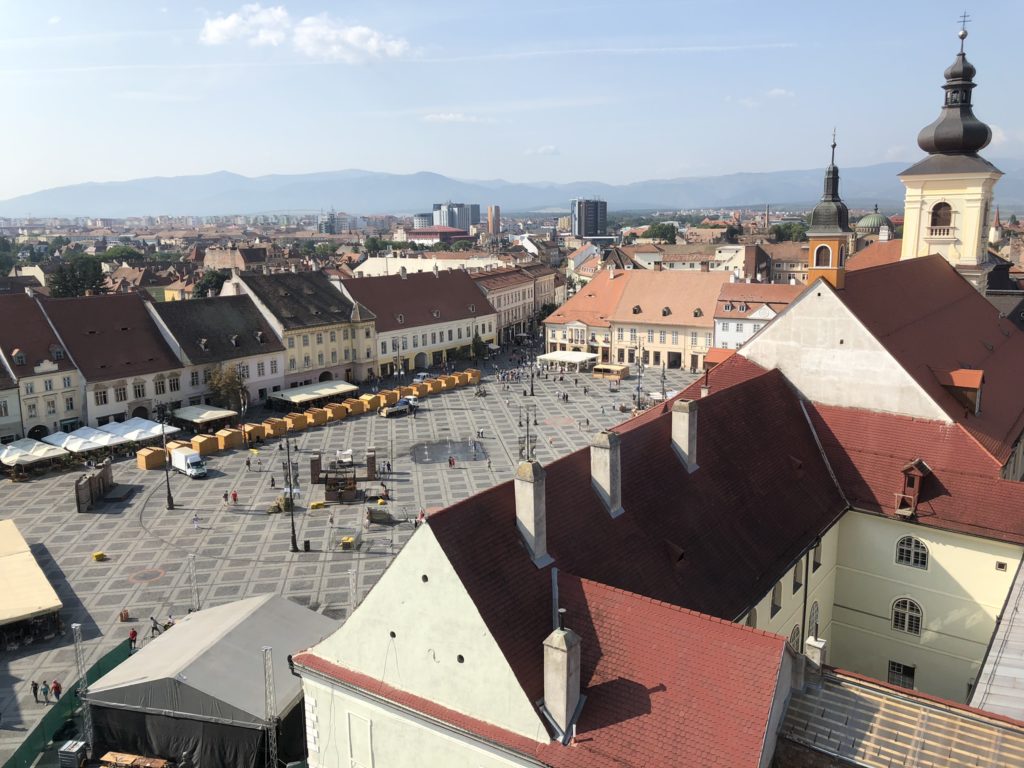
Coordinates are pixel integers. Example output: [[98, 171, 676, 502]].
[[146, 294, 287, 408], [487, 204, 500, 236], [432, 202, 477, 231], [621, 243, 772, 279], [221, 271, 376, 386], [392, 226, 470, 247], [713, 282, 804, 350], [469, 267, 536, 342], [543, 268, 630, 363], [38, 293, 183, 426], [203, 243, 271, 271], [0, 374, 20, 444], [411, 213, 432, 230], [762, 240, 810, 284], [353, 253, 503, 277], [338, 269, 497, 376], [570, 198, 607, 238], [518, 262, 558, 315]]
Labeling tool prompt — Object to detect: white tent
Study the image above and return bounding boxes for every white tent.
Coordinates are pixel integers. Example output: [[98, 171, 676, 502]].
[[43, 426, 132, 453], [172, 406, 237, 425], [99, 417, 179, 442], [0, 439, 68, 466], [536, 350, 599, 371], [0, 520, 62, 627], [269, 381, 358, 406]]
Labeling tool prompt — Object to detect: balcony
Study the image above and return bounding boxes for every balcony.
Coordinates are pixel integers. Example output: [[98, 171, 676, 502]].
[[925, 226, 956, 240]]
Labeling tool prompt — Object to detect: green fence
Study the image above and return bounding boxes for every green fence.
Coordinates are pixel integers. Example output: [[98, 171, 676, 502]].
[[3, 639, 132, 768]]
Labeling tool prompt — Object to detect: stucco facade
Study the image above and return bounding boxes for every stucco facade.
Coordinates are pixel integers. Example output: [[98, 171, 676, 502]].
[[18, 361, 85, 438]]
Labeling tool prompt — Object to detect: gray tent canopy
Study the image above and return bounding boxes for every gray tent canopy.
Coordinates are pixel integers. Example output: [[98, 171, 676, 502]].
[[87, 594, 337, 767]]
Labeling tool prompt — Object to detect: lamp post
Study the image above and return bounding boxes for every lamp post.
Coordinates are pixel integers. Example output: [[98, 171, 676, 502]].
[[518, 404, 538, 460], [634, 340, 645, 407], [155, 402, 174, 510], [661, 362, 667, 402], [282, 438, 299, 553]]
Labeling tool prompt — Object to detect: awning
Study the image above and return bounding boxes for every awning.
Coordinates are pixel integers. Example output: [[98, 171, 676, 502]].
[[0, 439, 69, 466], [0, 519, 63, 625], [43, 426, 132, 452], [537, 351, 599, 365], [172, 406, 238, 424], [270, 380, 358, 405], [99, 417, 180, 442], [487, 343, 501, 351]]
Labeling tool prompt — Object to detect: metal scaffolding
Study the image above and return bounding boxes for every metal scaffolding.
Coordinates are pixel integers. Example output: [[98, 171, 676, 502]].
[[262, 646, 278, 768]]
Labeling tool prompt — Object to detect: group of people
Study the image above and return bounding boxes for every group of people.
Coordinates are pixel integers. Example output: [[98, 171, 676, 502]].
[[29, 678, 62, 704]]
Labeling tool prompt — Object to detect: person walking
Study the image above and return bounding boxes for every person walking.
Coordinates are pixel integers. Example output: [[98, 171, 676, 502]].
[[149, 616, 162, 638], [231, 489, 238, 505], [257, 458, 262, 472], [222, 491, 229, 506], [245, 457, 251, 471], [51, 680, 61, 700], [270, 476, 276, 488], [41, 681, 50, 704], [487, 458, 492, 471], [128, 627, 137, 650], [192, 513, 200, 530], [30, 680, 38, 703]]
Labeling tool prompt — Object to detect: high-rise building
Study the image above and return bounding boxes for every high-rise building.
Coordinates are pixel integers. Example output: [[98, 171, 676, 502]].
[[431, 202, 479, 232], [469, 204, 481, 226], [571, 198, 608, 238], [412, 213, 433, 229], [487, 205, 501, 236], [317, 211, 337, 235]]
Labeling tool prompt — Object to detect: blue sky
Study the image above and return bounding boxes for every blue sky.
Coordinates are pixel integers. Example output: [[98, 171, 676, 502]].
[[0, 1, 1022, 200]]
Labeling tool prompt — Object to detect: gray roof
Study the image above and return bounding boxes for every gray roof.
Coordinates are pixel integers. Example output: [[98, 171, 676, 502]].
[[239, 271, 356, 330], [899, 153, 1002, 177], [87, 595, 337, 726], [971, 560, 1024, 722], [151, 295, 285, 364]]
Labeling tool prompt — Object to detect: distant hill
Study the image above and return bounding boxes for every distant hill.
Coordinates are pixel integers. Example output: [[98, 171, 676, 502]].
[[2, 160, 1024, 218]]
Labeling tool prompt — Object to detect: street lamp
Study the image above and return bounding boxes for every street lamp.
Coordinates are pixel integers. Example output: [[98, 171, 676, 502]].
[[155, 402, 174, 510], [282, 438, 299, 552], [634, 340, 645, 407], [518, 404, 539, 460]]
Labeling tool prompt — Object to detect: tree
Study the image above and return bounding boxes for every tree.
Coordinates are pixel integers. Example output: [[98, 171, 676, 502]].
[[315, 243, 337, 260], [451, 239, 475, 251], [643, 222, 677, 243], [49, 258, 107, 298], [1010, 214, 1018, 226], [49, 264, 75, 297], [47, 236, 71, 256], [207, 365, 247, 412], [103, 244, 144, 262], [364, 237, 385, 255], [771, 223, 808, 242], [471, 332, 487, 361], [193, 270, 228, 298]]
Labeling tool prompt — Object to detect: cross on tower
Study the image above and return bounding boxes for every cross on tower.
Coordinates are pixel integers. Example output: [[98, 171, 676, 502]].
[[958, 11, 971, 52], [831, 128, 837, 164]]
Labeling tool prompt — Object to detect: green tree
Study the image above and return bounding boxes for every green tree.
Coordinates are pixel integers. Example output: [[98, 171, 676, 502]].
[[207, 365, 247, 411], [75, 258, 107, 295], [364, 237, 385, 255], [192, 270, 228, 298], [643, 222, 677, 243], [471, 332, 487, 361], [315, 243, 337, 259], [771, 223, 808, 242], [47, 236, 71, 256], [103, 244, 144, 262], [1010, 214, 1019, 226], [451, 239, 474, 251], [49, 264, 75, 297]]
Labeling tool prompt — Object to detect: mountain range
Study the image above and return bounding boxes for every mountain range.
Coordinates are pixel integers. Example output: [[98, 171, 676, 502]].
[[2, 160, 1024, 218]]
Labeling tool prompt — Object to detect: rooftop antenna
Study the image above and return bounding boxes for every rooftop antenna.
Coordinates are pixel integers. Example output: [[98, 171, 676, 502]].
[[958, 11, 971, 52]]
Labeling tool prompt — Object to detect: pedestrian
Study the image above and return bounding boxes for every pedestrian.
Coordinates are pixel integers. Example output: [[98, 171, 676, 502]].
[[41, 681, 50, 704], [150, 616, 162, 637], [451, 456, 457, 469], [31, 680, 38, 702], [128, 627, 137, 650], [192, 513, 200, 530], [257, 458, 263, 472], [51, 680, 61, 700], [222, 491, 229, 505], [487, 458, 492, 470], [270, 476, 276, 488], [231, 489, 238, 505], [245, 457, 251, 471]]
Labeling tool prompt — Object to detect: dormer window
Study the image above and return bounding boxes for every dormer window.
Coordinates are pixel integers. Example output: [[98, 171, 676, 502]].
[[896, 458, 931, 516], [431, 309, 440, 319], [738, 303, 748, 312], [724, 303, 733, 311], [12, 349, 25, 365], [51, 346, 65, 360], [661, 306, 671, 317], [396, 313, 405, 325], [468, 303, 476, 313], [693, 308, 703, 318], [255, 330, 265, 344], [632, 305, 641, 314], [198, 338, 208, 351], [230, 334, 239, 347]]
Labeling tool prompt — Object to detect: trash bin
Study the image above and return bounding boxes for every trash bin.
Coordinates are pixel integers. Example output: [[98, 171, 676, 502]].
[[303, 539, 310, 552]]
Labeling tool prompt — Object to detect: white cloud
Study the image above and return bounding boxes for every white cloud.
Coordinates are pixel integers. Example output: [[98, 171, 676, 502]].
[[421, 112, 491, 124], [199, 5, 408, 63], [47, 15, 61, 25], [765, 87, 794, 98], [200, 4, 290, 47], [525, 145, 559, 156], [293, 15, 408, 63], [990, 124, 1008, 147]]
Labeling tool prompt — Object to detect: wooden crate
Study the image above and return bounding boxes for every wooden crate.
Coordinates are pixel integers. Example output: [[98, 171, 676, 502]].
[[343, 398, 366, 416], [191, 434, 218, 456], [136, 447, 165, 470], [306, 408, 329, 426], [284, 413, 308, 431], [215, 428, 244, 450], [325, 403, 348, 420], [360, 393, 382, 410]]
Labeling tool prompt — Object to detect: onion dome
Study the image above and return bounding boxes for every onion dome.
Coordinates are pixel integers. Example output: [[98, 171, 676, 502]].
[[917, 29, 992, 155], [807, 137, 852, 234]]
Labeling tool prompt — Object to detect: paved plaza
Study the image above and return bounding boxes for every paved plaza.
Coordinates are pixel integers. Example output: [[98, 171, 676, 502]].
[[0, 359, 700, 760]]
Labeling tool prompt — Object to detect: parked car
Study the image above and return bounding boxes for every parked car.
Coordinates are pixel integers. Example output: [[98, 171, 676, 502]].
[[170, 447, 207, 478], [378, 399, 412, 418], [412, 372, 430, 384]]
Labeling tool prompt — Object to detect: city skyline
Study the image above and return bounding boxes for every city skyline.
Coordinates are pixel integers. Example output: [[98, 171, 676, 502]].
[[1, 1, 1023, 201]]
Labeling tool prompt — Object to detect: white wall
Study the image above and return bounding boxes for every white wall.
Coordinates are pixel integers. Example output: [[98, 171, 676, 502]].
[[306, 526, 548, 742], [740, 285, 951, 421], [831, 511, 1022, 701]]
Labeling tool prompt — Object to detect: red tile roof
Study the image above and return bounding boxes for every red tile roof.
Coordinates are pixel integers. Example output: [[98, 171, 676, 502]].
[[715, 282, 805, 319], [0, 294, 77, 377], [846, 239, 903, 272], [678, 354, 770, 400], [428, 370, 844, 709], [838, 254, 1024, 464], [704, 348, 735, 365], [298, 574, 788, 768], [805, 402, 1024, 544], [544, 269, 628, 328]]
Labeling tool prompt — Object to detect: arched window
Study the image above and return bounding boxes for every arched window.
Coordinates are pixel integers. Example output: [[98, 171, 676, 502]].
[[930, 202, 952, 228], [789, 625, 802, 650], [808, 601, 820, 640], [745, 609, 757, 628], [892, 598, 922, 636], [896, 536, 928, 569], [814, 245, 832, 268], [770, 582, 782, 617], [838, 245, 846, 268]]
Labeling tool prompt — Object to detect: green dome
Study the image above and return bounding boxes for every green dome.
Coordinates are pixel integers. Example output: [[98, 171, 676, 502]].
[[855, 206, 893, 235]]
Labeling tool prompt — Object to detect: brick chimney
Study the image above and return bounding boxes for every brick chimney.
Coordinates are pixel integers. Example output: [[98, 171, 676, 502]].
[[543, 608, 581, 738], [671, 400, 699, 473], [589, 430, 624, 518], [514, 460, 553, 567]]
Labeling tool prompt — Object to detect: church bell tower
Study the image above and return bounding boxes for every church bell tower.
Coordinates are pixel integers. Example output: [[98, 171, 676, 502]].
[[898, 21, 1002, 291], [806, 135, 854, 290]]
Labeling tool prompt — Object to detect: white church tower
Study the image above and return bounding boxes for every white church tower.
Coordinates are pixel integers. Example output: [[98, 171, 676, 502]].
[[899, 23, 1002, 291]]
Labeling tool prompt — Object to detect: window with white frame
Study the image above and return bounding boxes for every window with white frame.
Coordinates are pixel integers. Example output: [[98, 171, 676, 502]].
[[46, 400, 56, 416], [257, 362, 265, 377], [24, 382, 34, 395], [316, 332, 323, 344], [317, 352, 324, 366], [115, 386, 127, 402], [770, 582, 782, 617], [169, 377, 180, 392], [95, 390, 108, 406], [270, 360, 278, 374], [0, 400, 6, 417], [896, 536, 928, 569], [888, 661, 915, 689], [690, 332, 697, 345], [331, 350, 337, 363], [63, 376, 72, 388], [65, 396, 74, 411], [892, 598, 922, 636], [808, 601, 820, 639], [154, 379, 166, 395], [289, 358, 296, 370], [27, 403, 36, 417], [288, 337, 295, 348], [44, 379, 53, 392], [133, 382, 145, 399], [788, 625, 801, 651]]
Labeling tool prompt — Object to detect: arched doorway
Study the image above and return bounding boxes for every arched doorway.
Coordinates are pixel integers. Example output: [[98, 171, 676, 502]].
[[318, 370, 333, 382], [131, 406, 149, 419], [27, 425, 48, 440], [414, 352, 428, 370]]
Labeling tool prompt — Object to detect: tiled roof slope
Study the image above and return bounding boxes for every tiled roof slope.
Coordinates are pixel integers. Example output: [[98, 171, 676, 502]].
[[715, 282, 804, 319], [838, 254, 1024, 464], [150, 295, 285, 364], [341, 270, 495, 334], [297, 574, 788, 768], [845, 239, 903, 272], [39, 293, 181, 381], [806, 403, 1024, 544], [429, 370, 845, 706], [678, 354, 770, 400], [238, 271, 356, 330], [609, 270, 730, 328], [0, 294, 77, 376], [544, 268, 628, 328]]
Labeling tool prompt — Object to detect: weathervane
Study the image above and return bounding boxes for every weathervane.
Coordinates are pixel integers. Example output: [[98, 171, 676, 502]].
[[958, 11, 971, 53]]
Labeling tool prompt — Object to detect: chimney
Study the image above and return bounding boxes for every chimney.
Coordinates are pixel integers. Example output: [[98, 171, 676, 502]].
[[399, 266, 407, 279], [671, 400, 699, 473], [589, 430, 624, 518], [804, 636, 827, 668], [544, 608, 581, 738], [514, 461, 553, 567], [789, 276, 796, 285], [700, 384, 710, 398], [879, 224, 891, 242]]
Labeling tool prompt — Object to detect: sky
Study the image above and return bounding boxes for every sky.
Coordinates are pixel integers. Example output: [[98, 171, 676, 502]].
[[1, 0, 1022, 200]]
